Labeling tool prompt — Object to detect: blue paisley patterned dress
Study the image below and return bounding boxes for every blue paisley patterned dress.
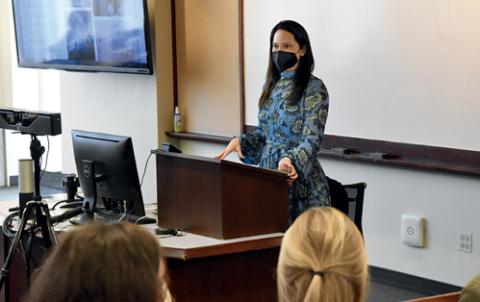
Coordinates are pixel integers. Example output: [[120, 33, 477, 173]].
[[240, 70, 331, 223]]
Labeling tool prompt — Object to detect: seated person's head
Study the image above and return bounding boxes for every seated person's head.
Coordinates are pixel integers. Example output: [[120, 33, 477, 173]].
[[24, 222, 168, 302], [460, 274, 480, 302], [277, 207, 368, 302]]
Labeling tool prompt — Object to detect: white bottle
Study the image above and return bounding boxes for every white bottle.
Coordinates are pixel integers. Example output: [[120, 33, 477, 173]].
[[174, 106, 184, 132]]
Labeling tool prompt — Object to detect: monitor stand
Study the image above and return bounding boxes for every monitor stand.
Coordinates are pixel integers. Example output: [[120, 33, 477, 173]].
[[70, 160, 98, 225], [70, 201, 94, 225]]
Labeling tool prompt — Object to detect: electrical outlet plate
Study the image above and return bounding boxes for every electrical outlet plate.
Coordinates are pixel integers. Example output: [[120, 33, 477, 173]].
[[458, 233, 473, 253], [401, 215, 425, 248]]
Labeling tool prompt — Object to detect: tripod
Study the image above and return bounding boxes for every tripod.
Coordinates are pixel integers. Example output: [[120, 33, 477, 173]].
[[0, 201, 57, 290], [29, 135, 45, 201]]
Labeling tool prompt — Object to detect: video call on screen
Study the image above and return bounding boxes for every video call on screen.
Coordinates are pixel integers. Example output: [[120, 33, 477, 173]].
[[13, 0, 149, 68]]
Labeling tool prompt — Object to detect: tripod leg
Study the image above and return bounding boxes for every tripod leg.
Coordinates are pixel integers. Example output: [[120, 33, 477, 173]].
[[22, 203, 58, 283], [0, 204, 35, 290], [35, 203, 57, 248], [25, 228, 35, 287]]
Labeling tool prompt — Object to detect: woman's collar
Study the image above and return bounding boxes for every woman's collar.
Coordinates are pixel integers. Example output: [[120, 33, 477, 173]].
[[280, 70, 296, 79]]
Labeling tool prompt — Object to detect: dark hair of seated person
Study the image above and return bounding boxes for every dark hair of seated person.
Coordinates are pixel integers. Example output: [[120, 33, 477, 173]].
[[23, 222, 168, 302]]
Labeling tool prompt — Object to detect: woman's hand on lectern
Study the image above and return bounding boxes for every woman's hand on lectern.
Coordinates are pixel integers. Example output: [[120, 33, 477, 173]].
[[214, 137, 244, 160], [278, 157, 298, 186]]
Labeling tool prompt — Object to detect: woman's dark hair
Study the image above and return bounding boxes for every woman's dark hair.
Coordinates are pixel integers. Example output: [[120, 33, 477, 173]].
[[23, 222, 167, 302], [259, 20, 315, 107]]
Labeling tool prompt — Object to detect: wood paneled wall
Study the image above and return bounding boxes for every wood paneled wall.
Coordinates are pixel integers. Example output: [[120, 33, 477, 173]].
[[174, 0, 241, 136]]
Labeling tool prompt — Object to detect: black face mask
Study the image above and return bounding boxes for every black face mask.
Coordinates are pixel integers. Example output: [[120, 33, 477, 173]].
[[272, 51, 298, 72]]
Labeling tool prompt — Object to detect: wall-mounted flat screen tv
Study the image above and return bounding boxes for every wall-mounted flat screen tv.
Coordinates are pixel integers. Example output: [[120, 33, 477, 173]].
[[12, 0, 153, 74]]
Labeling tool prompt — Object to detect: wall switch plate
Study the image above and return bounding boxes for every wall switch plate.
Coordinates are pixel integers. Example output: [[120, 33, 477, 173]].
[[458, 233, 473, 253], [401, 215, 426, 247]]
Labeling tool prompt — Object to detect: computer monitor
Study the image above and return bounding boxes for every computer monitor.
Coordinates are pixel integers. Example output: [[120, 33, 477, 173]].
[[71, 129, 147, 224]]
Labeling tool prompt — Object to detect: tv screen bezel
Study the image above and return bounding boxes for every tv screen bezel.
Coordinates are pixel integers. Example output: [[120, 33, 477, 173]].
[[11, 0, 154, 75]]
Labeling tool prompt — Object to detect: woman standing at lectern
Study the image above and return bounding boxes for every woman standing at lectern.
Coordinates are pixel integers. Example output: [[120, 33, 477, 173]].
[[215, 20, 330, 223]]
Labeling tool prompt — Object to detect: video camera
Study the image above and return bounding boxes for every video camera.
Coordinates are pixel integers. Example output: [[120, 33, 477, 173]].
[[0, 107, 62, 202], [0, 107, 61, 136]]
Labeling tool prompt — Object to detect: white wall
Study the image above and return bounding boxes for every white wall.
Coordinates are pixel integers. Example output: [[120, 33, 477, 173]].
[[0, 0, 13, 108], [60, 71, 158, 203], [323, 158, 480, 286], [7, 69, 62, 176], [244, 0, 480, 151], [0, 0, 13, 186]]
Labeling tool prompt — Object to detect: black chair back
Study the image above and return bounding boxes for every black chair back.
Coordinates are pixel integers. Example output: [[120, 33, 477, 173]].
[[327, 177, 366, 235], [343, 182, 366, 235]]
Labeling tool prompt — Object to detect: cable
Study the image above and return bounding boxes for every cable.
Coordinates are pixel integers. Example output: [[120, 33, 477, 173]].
[[134, 215, 154, 224], [51, 200, 69, 210], [118, 200, 128, 222], [2, 211, 19, 238], [140, 152, 153, 187], [154, 228, 186, 237], [39, 136, 50, 181], [51, 199, 83, 210], [51, 208, 84, 224], [122, 151, 154, 223], [75, 193, 84, 201]]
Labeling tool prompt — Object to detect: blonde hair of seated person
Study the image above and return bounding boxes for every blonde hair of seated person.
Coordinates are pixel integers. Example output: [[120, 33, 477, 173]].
[[460, 274, 480, 302], [277, 207, 368, 302], [23, 222, 171, 302]]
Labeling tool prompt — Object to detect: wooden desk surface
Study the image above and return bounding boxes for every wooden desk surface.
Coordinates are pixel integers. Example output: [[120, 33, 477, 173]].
[[0, 199, 283, 261]]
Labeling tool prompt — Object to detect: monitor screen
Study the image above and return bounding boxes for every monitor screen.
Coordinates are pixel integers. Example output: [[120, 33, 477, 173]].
[[71, 129, 147, 223], [12, 0, 153, 74]]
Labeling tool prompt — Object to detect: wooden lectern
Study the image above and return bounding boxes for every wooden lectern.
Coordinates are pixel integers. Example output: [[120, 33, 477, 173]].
[[155, 151, 289, 239]]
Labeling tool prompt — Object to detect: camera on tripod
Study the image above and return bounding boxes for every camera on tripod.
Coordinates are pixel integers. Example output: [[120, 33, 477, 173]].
[[0, 107, 61, 136], [0, 107, 62, 203], [0, 108, 85, 291]]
